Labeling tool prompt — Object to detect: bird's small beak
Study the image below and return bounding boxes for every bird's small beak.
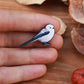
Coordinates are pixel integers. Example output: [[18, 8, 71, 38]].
[[53, 27, 54, 29]]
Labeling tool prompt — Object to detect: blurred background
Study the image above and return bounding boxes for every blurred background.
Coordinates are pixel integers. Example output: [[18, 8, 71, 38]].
[[0, 0, 84, 84]]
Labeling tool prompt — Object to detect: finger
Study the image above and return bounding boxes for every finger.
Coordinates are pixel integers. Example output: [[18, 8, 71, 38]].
[[0, 48, 57, 66], [50, 34, 63, 49], [0, 10, 60, 32], [0, 32, 63, 49], [0, 65, 46, 84]]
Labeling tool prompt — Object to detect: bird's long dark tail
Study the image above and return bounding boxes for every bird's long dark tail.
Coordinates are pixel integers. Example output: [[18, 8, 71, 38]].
[[20, 38, 36, 47], [20, 31, 50, 47]]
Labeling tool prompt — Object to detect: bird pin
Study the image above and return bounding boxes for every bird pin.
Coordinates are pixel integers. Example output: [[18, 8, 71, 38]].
[[20, 24, 55, 47]]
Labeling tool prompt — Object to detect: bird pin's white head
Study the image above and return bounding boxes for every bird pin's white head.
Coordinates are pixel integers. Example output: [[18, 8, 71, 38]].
[[45, 24, 54, 31]]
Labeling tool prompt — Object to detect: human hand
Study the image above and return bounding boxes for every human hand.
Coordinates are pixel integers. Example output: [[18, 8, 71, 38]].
[[0, 10, 63, 84]]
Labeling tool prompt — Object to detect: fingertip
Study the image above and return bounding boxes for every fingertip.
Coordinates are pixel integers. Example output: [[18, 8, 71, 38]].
[[53, 18, 60, 33], [19, 65, 47, 82], [40, 65, 47, 76], [49, 16, 60, 33], [27, 65, 47, 78], [50, 48, 58, 63], [58, 35, 63, 49], [51, 34, 63, 49], [46, 48, 58, 63]]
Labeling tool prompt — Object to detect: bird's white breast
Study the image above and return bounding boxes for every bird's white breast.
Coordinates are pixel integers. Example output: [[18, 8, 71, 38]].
[[38, 30, 55, 43]]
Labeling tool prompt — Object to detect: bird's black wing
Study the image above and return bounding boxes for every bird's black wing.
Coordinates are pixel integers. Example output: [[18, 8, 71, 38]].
[[33, 31, 50, 39], [20, 31, 50, 47]]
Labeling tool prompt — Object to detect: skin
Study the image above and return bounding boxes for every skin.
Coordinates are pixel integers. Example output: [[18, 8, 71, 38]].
[[0, 9, 63, 84]]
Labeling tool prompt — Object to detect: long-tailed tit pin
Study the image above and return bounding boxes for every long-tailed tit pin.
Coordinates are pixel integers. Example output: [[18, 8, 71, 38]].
[[20, 24, 55, 47]]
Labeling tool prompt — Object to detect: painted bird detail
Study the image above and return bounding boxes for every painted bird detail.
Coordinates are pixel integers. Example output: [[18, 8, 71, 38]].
[[20, 24, 55, 47]]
